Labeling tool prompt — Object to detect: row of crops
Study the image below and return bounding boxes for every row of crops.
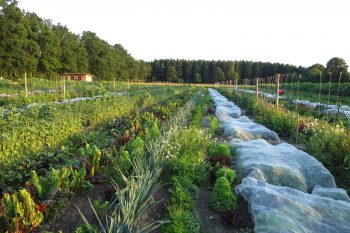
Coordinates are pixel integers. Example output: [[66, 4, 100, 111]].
[[0, 84, 202, 232], [0, 78, 161, 107], [2, 81, 349, 232], [209, 88, 350, 232]]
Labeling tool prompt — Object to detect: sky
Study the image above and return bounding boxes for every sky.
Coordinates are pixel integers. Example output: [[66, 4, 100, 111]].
[[18, 0, 350, 68]]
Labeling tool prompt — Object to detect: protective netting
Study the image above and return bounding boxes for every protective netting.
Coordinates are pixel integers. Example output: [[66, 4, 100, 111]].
[[236, 88, 350, 117], [231, 139, 336, 192], [222, 117, 280, 142], [235, 177, 350, 233], [209, 89, 279, 142], [209, 88, 241, 118], [311, 185, 350, 202]]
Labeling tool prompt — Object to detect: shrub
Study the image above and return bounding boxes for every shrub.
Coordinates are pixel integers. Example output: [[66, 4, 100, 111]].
[[162, 206, 200, 233], [211, 177, 237, 212], [216, 167, 236, 184], [169, 160, 209, 185], [170, 176, 198, 211], [208, 142, 230, 158]]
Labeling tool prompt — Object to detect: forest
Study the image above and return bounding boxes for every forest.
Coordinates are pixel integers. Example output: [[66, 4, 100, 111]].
[[1, 0, 349, 83]]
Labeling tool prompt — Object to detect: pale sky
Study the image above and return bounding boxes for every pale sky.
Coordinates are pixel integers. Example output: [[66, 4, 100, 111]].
[[18, 0, 350, 68]]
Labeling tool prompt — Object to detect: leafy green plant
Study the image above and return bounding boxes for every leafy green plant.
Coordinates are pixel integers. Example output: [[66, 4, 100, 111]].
[[128, 136, 145, 158], [30, 166, 89, 200], [216, 167, 236, 184], [74, 224, 97, 233], [30, 169, 60, 200], [209, 115, 220, 135], [93, 198, 109, 217], [170, 176, 198, 211], [80, 144, 102, 177], [162, 206, 200, 233], [114, 146, 131, 174], [0, 189, 44, 232], [208, 142, 231, 158], [211, 177, 237, 212]]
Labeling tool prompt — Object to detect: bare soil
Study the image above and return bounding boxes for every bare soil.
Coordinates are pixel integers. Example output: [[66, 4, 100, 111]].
[[40, 183, 110, 232], [141, 186, 170, 233]]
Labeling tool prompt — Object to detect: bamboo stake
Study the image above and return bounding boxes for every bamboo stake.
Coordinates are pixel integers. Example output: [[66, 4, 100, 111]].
[[336, 72, 343, 119], [276, 74, 280, 110], [256, 77, 259, 102], [24, 72, 28, 97], [295, 74, 301, 144], [318, 72, 322, 117], [62, 75, 66, 100]]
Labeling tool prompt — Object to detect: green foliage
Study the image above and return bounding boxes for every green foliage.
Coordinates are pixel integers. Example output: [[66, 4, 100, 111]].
[[0, 189, 44, 232], [74, 224, 97, 233], [80, 144, 102, 177], [211, 177, 237, 212], [216, 167, 236, 184], [128, 136, 145, 158], [93, 198, 109, 217], [115, 147, 132, 174], [209, 115, 220, 135], [170, 176, 198, 211], [162, 206, 200, 233], [30, 166, 88, 200], [208, 142, 231, 158]]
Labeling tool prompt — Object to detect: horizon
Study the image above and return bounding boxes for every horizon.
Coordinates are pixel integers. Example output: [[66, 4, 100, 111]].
[[18, 0, 350, 69]]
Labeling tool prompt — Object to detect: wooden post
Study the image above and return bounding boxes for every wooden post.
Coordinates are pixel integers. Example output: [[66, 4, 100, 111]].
[[24, 72, 28, 97], [62, 75, 66, 100], [336, 72, 343, 118], [139, 79, 141, 88], [256, 77, 259, 102], [113, 78, 116, 92], [318, 72, 322, 117], [276, 74, 280, 110], [127, 79, 130, 89]]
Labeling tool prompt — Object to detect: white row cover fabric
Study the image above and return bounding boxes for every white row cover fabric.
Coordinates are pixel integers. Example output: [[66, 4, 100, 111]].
[[236, 88, 350, 118], [209, 88, 242, 118], [209, 88, 279, 142], [311, 185, 350, 202], [231, 139, 336, 192], [235, 177, 350, 233], [223, 116, 280, 143]]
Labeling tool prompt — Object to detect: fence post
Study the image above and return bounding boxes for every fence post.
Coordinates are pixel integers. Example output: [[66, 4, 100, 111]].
[[62, 75, 66, 100], [24, 72, 28, 97], [256, 77, 259, 102], [276, 74, 280, 110]]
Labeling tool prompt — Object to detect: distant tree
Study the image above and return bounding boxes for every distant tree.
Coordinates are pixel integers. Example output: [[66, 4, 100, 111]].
[[0, 1, 28, 78], [165, 65, 178, 82], [307, 63, 325, 82], [326, 57, 348, 82], [213, 66, 225, 82], [38, 21, 61, 77], [194, 72, 201, 83]]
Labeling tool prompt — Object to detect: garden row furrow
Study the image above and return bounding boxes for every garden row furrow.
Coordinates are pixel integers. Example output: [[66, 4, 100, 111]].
[[209, 88, 350, 233]]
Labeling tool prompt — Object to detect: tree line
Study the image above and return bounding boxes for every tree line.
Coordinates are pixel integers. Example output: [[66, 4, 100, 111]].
[[148, 58, 349, 84], [1, 1, 349, 83], [0, 0, 151, 81]]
